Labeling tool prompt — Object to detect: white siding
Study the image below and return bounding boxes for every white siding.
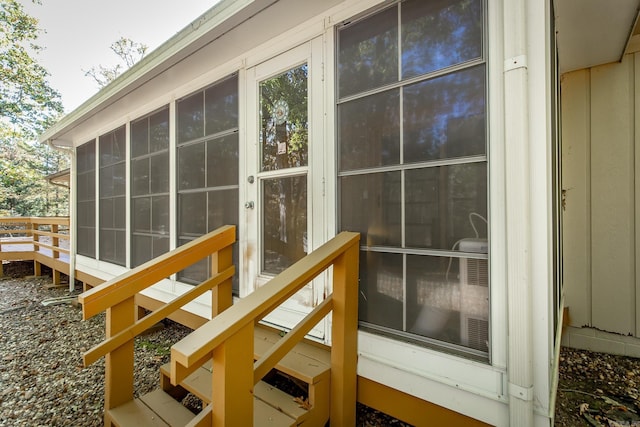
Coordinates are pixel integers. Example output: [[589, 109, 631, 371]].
[[562, 53, 639, 339]]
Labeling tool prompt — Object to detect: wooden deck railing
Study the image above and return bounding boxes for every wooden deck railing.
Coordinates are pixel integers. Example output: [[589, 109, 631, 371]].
[[0, 216, 70, 284], [171, 231, 360, 426], [78, 225, 236, 425]]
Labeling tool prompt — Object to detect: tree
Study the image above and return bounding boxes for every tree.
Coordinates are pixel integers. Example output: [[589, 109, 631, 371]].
[[0, 0, 63, 137], [0, 0, 69, 216], [83, 37, 148, 88]]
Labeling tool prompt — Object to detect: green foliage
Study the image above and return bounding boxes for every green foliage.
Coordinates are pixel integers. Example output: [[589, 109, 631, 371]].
[[0, 0, 63, 137], [0, 0, 69, 217], [0, 124, 69, 217]]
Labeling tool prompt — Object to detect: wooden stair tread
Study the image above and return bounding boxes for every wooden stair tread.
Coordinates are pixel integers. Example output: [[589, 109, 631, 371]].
[[108, 390, 195, 427], [254, 326, 331, 384], [160, 363, 308, 420], [254, 381, 309, 422], [254, 396, 297, 426]]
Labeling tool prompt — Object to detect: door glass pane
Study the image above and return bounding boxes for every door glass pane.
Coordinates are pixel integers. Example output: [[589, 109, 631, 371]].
[[262, 175, 307, 274], [401, 0, 483, 79], [260, 64, 308, 172]]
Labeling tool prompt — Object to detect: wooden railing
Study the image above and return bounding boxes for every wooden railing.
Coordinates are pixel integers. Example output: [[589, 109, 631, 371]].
[[0, 216, 70, 282], [171, 231, 360, 426], [79, 225, 236, 425]]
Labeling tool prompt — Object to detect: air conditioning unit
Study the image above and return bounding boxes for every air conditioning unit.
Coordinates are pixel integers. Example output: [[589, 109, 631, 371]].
[[459, 238, 489, 351]]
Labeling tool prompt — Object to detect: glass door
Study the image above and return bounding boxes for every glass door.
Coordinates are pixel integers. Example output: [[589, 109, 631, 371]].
[[244, 39, 325, 337]]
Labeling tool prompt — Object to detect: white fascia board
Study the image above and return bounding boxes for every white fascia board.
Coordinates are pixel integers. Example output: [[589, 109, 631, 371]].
[[39, 0, 268, 146]]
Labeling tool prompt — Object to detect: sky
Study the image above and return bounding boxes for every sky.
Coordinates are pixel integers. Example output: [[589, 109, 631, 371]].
[[21, 0, 219, 113]]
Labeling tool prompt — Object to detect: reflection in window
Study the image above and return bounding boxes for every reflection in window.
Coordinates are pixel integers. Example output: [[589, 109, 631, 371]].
[[262, 175, 307, 274], [99, 126, 126, 266], [339, 89, 400, 171], [176, 74, 239, 292], [260, 65, 308, 172], [337, 0, 488, 358], [404, 65, 486, 162], [338, 5, 398, 98], [402, 0, 483, 78], [131, 107, 170, 267]]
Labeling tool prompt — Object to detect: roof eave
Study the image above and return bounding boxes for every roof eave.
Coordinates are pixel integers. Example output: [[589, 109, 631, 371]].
[[39, 0, 262, 146]]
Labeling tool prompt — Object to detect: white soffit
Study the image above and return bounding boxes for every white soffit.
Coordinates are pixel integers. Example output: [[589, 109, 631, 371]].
[[555, 0, 640, 73]]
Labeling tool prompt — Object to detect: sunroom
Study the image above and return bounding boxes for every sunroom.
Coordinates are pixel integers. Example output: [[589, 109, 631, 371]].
[[40, 0, 564, 425]]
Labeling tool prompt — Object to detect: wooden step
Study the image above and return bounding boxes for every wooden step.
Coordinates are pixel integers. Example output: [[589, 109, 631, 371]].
[[158, 325, 331, 425], [108, 389, 196, 427], [110, 388, 297, 427], [253, 326, 331, 385]]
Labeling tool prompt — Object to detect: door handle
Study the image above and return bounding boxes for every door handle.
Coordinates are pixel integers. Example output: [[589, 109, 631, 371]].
[[244, 201, 255, 209]]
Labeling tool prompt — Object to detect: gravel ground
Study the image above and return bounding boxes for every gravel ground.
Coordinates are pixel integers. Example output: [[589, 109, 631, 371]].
[[0, 262, 410, 426], [13, 262, 640, 427], [9, 260, 636, 426]]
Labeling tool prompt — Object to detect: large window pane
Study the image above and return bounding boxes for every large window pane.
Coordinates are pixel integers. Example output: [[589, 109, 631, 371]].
[[262, 175, 307, 274], [337, 1, 488, 357], [205, 75, 238, 136], [179, 192, 206, 236], [178, 143, 205, 190], [132, 197, 151, 233], [339, 89, 400, 171], [207, 135, 239, 187], [406, 253, 488, 352], [77, 141, 96, 259], [133, 235, 152, 266], [132, 158, 149, 196], [358, 251, 404, 331], [260, 65, 308, 172], [402, 0, 483, 78], [207, 190, 238, 231], [405, 163, 487, 250], [131, 118, 149, 158], [152, 195, 169, 234], [340, 172, 401, 247], [149, 108, 169, 152], [338, 6, 398, 98], [177, 92, 204, 143], [150, 152, 170, 194], [403, 65, 486, 163]]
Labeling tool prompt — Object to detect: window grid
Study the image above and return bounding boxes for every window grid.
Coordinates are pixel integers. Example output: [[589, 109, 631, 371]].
[[130, 106, 170, 267], [99, 126, 126, 266], [337, 0, 489, 358], [76, 140, 96, 258], [176, 74, 239, 289]]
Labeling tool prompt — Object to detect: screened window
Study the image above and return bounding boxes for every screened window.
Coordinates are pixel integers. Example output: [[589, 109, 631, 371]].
[[176, 74, 239, 291], [131, 106, 170, 267], [99, 126, 126, 266], [77, 140, 96, 258], [338, 0, 489, 358]]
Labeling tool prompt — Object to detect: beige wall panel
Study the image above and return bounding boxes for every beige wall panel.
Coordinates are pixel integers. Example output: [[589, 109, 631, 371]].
[[635, 53, 640, 335], [561, 69, 592, 328], [590, 59, 635, 335]]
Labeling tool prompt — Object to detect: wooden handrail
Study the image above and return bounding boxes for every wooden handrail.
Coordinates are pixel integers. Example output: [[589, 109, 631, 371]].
[[170, 231, 360, 426], [0, 217, 70, 280], [171, 232, 359, 368], [77, 225, 236, 424], [82, 266, 235, 366], [79, 225, 235, 319]]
